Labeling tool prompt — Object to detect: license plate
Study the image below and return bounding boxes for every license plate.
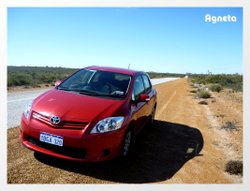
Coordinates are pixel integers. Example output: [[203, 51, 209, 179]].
[[39, 132, 63, 147]]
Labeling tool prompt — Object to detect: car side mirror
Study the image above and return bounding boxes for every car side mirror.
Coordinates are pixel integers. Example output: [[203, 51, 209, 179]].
[[138, 93, 150, 102], [54, 80, 62, 86]]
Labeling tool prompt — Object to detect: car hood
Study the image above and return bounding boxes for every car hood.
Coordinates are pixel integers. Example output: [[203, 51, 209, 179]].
[[32, 89, 125, 123]]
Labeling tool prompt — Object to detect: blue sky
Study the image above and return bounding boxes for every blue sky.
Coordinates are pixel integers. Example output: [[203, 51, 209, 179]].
[[8, 7, 242, 74]]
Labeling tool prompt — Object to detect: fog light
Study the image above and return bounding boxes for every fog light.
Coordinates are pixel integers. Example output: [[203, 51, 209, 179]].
[[28, 137, 37, 145]]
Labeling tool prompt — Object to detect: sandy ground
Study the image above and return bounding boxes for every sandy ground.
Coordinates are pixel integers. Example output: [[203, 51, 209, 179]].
[[7, 78, 242, 184]]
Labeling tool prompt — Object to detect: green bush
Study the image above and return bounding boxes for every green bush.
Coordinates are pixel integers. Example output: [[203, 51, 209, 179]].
[[147, 71, 185, 79], [7, 66, 77, 87], [8, 66, 187, 87], [209, 83, 222, 92], [197, 89, 211, 99], [8, 73, 34, 86], [190, 74, 242, 92]]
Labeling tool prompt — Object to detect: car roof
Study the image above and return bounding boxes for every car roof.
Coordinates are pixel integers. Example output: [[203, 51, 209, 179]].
[[85, 65, 143, 76]]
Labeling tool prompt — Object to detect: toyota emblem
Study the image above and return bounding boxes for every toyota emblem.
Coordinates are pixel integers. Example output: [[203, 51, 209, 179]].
[[50, 116, 61, 125]]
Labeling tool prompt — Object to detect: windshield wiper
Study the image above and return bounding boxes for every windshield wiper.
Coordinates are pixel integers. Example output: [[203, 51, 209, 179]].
[[57, 87, 72, 91], [77, 90, 125, 98], [57, 87, 96, 95], [74, 89, 101, 96], [100, 92, 125, 98], [58, 87, 124, 98]]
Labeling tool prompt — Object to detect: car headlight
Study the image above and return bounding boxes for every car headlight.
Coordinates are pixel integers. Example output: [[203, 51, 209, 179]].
[[24, 101, 33, 119], [90, 117, 124, 134]]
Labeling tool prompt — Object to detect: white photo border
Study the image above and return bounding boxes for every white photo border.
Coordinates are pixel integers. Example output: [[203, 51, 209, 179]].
[[1, 1, 248, 191]]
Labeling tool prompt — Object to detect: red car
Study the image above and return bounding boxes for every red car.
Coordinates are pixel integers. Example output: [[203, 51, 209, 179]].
[[20, 66, 157, 162]]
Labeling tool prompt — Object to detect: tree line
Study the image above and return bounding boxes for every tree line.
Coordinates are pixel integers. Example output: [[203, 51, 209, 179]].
[[8, 66, 77, 87], [7, 66, 242, 92], [7, 66, 185, 87], [190, 73, 242, 92]]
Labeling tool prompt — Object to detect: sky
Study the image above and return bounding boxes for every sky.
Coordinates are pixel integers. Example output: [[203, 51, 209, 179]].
[[7, 7, 242, 74]]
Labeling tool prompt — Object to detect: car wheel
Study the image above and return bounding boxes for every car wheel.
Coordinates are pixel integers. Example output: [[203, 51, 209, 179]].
[[122, 130, 132, 157]]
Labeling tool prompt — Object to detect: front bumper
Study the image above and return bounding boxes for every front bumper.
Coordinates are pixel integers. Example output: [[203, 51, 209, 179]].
[[20, 115, 126, 162]]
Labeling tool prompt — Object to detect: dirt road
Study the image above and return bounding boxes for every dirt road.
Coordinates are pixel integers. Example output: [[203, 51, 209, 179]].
[[7, 78, 242, 184]]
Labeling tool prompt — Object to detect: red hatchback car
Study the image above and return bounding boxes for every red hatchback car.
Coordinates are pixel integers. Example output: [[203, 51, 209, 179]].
[[20, 66, 157, 162]]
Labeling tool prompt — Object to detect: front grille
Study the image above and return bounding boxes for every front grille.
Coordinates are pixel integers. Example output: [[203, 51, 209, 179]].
[[32, 111, 88, 130], [28, 136, 86, 159], [32, 111, 49, 124]]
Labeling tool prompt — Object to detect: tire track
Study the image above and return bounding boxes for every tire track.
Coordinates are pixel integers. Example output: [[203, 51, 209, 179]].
[[156, 90, 176, 118]]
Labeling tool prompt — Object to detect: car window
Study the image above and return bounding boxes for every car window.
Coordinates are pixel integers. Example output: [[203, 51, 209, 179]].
[[58, 69, 131, 98], [142, 74, 151, 92], [133, 75, 145, 100], [60, 69, 95, 88]]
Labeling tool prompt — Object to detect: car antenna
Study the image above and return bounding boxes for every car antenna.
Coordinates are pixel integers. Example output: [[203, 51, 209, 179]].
[[128, 63, 131, 69]]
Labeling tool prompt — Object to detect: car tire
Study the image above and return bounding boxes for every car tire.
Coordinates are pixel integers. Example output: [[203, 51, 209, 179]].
[[121, 130, 133, 157]]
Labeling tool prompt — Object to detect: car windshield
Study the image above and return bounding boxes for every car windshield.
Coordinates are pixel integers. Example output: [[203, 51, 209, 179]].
[[57, 69, 131, 99]]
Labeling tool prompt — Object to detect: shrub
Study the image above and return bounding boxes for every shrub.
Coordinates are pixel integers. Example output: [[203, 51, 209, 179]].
[[190, 74, 242, 92], [196, 89, 211, 99], [7, 66, 78, 87], [225, 160, 243, 176], [8, 73, 34, 86], [209, 83, 222, 92]]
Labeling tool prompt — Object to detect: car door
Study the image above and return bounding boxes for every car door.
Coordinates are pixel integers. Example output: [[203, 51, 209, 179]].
[[131, 75, 148, 134], [141, 74, 156, 117]]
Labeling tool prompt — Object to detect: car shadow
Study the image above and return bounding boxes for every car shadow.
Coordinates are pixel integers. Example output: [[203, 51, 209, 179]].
[[34, 120, 204, 183]]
